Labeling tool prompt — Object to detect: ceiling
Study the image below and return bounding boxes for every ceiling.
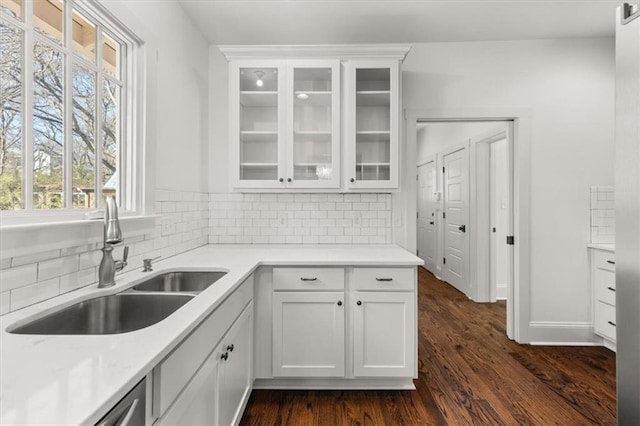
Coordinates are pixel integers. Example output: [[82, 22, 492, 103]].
[[178, 0, 625, 46]]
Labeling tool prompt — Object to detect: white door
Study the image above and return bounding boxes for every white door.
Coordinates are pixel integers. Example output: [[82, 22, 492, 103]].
[[417, 161, 437, 272], [442, 145, 470, 296], [272, 291, 345, 377], [218, 303, 253, 426], [353, 292, 415, 377]]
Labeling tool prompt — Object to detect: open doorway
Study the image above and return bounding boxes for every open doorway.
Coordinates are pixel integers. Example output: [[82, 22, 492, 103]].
[[416, 120, 514, 337]]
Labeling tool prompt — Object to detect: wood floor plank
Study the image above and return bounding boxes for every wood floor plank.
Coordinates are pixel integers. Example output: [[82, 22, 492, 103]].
[[240, 267, 616, 425]]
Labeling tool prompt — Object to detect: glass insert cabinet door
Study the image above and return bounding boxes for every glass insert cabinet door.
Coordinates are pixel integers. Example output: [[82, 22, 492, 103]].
[[232, 62, 285, 187], [348, 62, 399, 189], [286, 62, 340, 188]]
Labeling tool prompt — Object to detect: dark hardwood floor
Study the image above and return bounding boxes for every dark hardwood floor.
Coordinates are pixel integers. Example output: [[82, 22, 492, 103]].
[[240, 267, 616, 425]]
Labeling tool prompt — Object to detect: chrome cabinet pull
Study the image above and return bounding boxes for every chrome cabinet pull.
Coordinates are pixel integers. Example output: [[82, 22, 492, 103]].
[[300, 277, 317, 281], [375, 278, 393, 282]]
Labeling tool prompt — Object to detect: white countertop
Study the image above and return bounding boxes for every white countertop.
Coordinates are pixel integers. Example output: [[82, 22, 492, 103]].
[[587, 243, 615, 252], [0, 244, 421, 425]]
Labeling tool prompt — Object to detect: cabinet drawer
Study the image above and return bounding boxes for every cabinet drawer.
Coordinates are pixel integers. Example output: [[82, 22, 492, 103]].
[[594, 268, 616, 306], [352, 267, 415, 291], [153, 275, 254, 418], [594, 250, 616, 272], [594, 301, 616, 342], [273, 267, 344, 291]]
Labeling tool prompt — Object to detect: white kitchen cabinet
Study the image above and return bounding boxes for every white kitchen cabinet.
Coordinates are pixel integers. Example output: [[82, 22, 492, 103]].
[[230, 60, 340, 189], [591, 247, 616, 350], [153, 276, 253, 423], [217, 301, 254, 426], [157, 302, 253, 426], [272, 291, 345, 377], [352, 267, 416, 377], [352, 292, 415, 377], [344, 60, 400, 190]]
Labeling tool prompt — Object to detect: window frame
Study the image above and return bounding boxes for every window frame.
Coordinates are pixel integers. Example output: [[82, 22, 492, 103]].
[[0, 0, 144, 224]]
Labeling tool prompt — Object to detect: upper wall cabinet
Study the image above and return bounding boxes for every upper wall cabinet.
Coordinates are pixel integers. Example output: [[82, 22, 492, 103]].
[[222, 46, 409, 192], [230, 60, 341, 189], [344, 60, 400, 190]]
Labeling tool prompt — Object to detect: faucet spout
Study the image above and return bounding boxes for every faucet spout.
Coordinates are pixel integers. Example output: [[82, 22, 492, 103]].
[[105, 196, 122, 244]]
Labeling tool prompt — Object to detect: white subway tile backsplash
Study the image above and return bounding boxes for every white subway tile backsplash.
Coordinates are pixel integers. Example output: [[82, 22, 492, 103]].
[[1, 189, 209, 316], [38, 255, 79, 281], [0, 258, 12, 270], [590, 186, 615, 244], [60, 268, 97, 294], [0, 291, 10, 315], [11, 278, 59, 311], [0, 264, 38, 292], [11, 249, 62, 267]]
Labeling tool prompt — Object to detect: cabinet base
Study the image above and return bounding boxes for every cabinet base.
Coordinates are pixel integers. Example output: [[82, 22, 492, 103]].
[[252, 377, 415, 390]]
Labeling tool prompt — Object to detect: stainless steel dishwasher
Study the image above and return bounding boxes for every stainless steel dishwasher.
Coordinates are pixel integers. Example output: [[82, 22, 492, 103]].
[[96, 378, 146, 426]]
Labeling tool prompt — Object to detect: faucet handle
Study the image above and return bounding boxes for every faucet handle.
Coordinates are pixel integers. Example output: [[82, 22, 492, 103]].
[[122, 246, 129, 263]]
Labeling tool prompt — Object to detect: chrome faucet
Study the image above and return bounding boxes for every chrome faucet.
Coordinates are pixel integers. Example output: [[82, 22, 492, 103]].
[[98, 196, 129, 288]]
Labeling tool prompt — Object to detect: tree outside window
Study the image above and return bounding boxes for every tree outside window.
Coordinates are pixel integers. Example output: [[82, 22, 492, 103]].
[[0, 0, 125, 211]]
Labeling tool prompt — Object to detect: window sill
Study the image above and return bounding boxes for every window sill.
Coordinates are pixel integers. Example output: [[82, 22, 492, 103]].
[[0, 215, 159, 260]]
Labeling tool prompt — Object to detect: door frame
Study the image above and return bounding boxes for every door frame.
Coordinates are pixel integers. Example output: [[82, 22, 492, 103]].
[[416, 157, 437, 273], [403, 108, 531, 343]]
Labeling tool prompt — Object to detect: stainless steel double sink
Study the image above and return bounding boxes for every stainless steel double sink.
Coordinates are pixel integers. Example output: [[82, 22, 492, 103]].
[[9, 271, 227, 335]]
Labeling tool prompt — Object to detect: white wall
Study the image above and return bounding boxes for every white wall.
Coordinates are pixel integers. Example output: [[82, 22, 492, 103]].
[[417, 122, 499, 164], [402, 38, 615, 328], [105, 0, 210, 193]]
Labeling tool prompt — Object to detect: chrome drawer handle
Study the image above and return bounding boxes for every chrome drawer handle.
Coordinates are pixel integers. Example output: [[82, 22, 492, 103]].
[[300, 277, 317, 281], [607, 287, 616, 292], [607, 320, 616, 327], [375, 278, 393, 282], [606, 260, 615, 265]]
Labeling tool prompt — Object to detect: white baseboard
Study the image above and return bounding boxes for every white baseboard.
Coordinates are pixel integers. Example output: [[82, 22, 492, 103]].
[[496, 284, 508, 300], [253, 377, 416, 390], [528, 321, 602, 345]]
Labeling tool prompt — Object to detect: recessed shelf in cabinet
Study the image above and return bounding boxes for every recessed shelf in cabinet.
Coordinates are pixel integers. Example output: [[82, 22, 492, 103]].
[[294, 91, 332, 106], [356, 90, 391, 107], [240, 131, 278, 142], [240, 91, 278, 107]]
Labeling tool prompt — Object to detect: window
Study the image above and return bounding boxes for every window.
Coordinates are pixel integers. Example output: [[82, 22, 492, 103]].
[[0, 0, 139, 216]]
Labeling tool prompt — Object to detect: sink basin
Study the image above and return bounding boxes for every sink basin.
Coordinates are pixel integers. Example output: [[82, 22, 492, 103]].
[[9, 293, 193, 335], [132, 271, 227, 293]]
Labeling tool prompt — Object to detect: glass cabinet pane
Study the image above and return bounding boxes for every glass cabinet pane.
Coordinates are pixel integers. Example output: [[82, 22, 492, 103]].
[[292, 67, 333, 181], [355, 68, 391, 181], [239, 67, 279, 181]]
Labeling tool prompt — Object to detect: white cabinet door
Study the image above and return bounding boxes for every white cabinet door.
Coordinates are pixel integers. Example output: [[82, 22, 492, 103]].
[[231, 60, 286, 189], [218, 302, 254, 426], [345, 60, 400, 189], [230, 60, 340, 190], [272, 291, 345, 377], [353, 292, 415, 377], [286, 61, 341, 189], [156, 345, 218, 426]]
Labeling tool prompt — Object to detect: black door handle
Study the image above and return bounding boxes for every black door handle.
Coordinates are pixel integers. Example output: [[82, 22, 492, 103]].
[[458, 225, 466, 232], [429, 221, 434, 225]]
